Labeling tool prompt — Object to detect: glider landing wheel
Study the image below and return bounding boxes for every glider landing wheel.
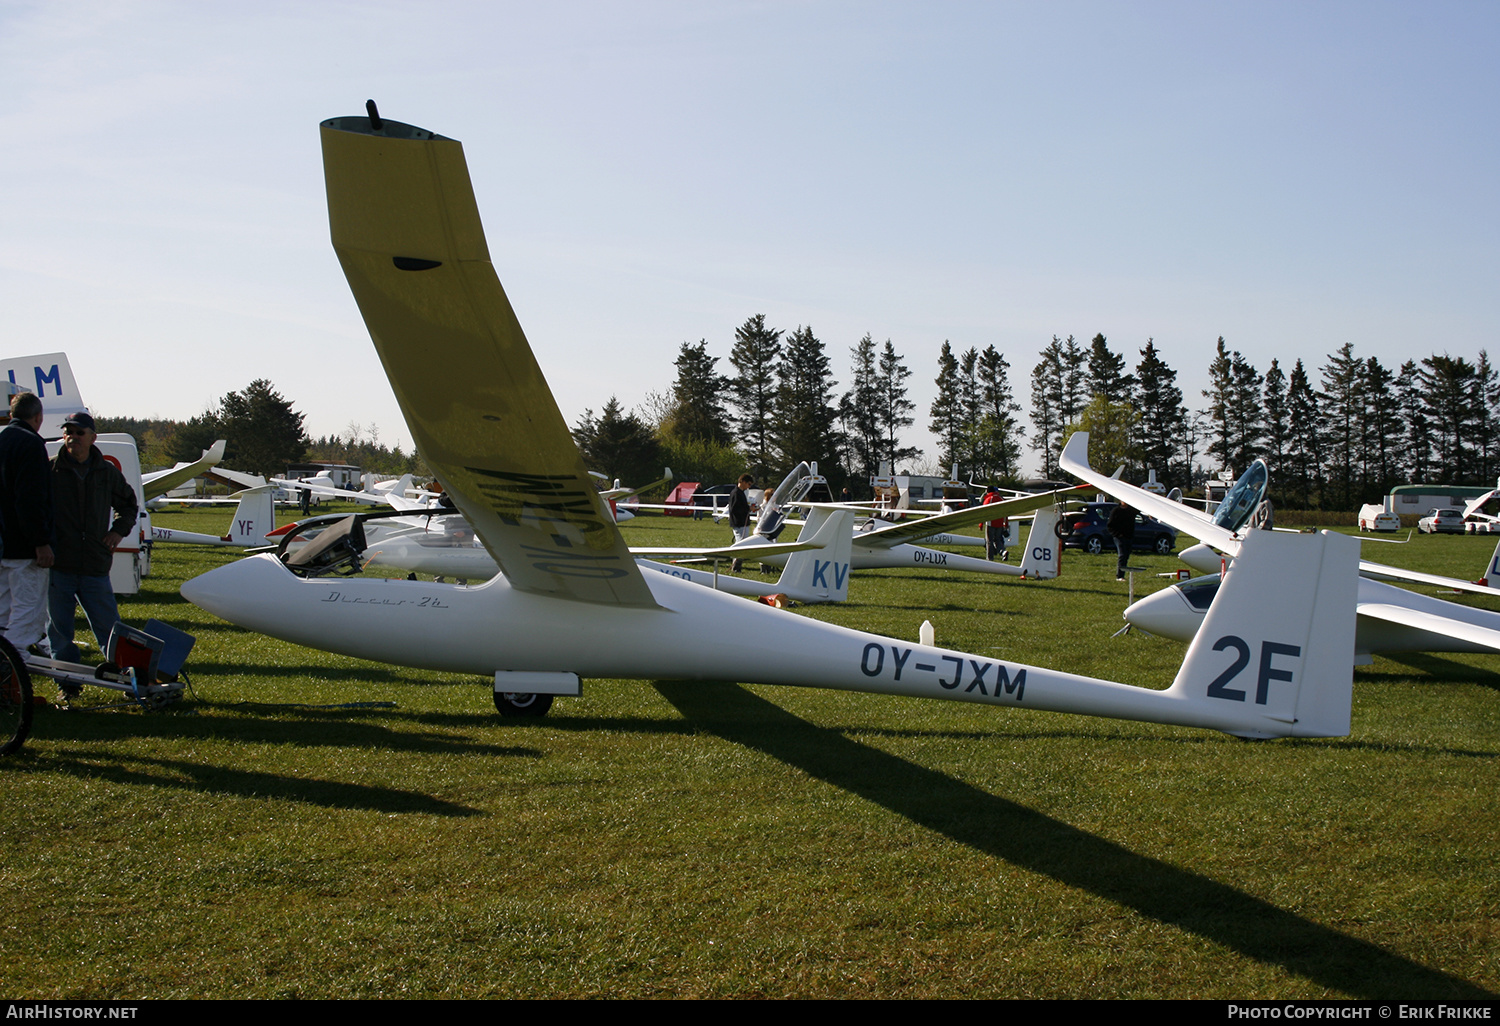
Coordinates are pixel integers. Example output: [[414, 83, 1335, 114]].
[[1084, 536, 1105, 556], [494, 691, 554, 718], [0, 637, 34, 756]]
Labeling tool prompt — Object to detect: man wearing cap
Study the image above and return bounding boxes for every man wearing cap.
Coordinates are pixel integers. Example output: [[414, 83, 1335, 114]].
[[0, 392, 56, 654], [48, 412, 137, 662]]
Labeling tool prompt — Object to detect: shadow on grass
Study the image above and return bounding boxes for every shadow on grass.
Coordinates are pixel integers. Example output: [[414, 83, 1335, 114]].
[[186, 661, 417, 682], [1370, 653, 1500, 691], [841, 600, 1029, 617], [11, 746, 482, 816], [16, 702, 543, 761], [656, 680, 1491, 999]]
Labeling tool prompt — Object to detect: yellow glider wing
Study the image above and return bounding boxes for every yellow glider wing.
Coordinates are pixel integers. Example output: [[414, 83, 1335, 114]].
[[321, 113, 657, 608]]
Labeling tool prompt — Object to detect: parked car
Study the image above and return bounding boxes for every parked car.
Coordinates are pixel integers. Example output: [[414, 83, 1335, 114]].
[[1418, 508, 1466, 534], [1357, 504, 1401, 532], [1057, 503, 1177, 555]]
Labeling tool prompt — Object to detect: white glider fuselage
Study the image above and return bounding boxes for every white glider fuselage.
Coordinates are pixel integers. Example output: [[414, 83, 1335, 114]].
[[182, 539, 1348, 738]]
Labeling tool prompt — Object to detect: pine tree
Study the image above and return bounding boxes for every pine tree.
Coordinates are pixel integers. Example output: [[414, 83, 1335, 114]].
[[973, 345, 1023, 480], [1203, 337, 1262, 476], [667, 340, 730, 445], [1419, 354, 1479, 484], [1360, 357, 1398, 502], [841, 334, 882, 483], [1204, 338, 1233, 475], [1262, 359, 1288, 488], [1134, 339, 1185, 483], [1473, 351, 1498, 484], [728, 314, 782, 477], [1029, 335, 1085, 478], [212, 379, 308, 477], [169, 410, 225, 464], [770, 325, 841, 481], [957, 347, 981, 473], [930, 341, 965, 470], [1227, 350, 1264, 472], [572, 397, 663, 485], [1285, 359, 1321, 506], [1395, 360, 1429, 484], [1086, 333, 1133, 405], [876, 340, 920, 470], [1319, 343, 1364, 509]]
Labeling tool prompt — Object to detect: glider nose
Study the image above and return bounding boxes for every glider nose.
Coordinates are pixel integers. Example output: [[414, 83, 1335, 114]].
[[1178, 543, 1225, 575], [1123, 586, 1202, 642], [180, 553, 286, 623]]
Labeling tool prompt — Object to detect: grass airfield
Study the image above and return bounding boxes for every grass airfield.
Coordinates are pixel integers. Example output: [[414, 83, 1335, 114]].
[[2, 505, 1497, 999]]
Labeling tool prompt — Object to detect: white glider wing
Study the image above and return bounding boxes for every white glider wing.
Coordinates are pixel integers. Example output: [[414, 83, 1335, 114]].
[[322, 116, 656, 608], [1357, 562, 1500, 598], [1059, 432, 1240, 550], [1357, 602, 1500, 654]]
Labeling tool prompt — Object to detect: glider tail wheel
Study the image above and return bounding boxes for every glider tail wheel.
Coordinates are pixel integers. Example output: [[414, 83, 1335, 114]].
[[0, 637, 34, 756], [493, 691, 554, 717], [1054, 518, 1073, 539]]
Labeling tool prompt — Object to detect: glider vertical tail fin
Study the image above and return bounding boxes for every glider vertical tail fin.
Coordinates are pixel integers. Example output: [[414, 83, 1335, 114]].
[[229, 486, 276, 547], [1167, 529, 1358, 739], [776, 509, 854, 603], [1020, 507, 1064, 579], [1482, 537, 1500, 588]]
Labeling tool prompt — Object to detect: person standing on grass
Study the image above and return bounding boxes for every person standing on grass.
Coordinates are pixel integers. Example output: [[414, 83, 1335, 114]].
[[47, 412, 137, 662], [981, 485, 1009, 562], [727, 473, 754, 572], [1108, 502, 1136, 582], [0, 392, 55, 654]]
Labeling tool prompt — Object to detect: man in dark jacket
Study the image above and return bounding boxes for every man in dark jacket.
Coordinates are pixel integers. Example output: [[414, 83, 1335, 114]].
[[727, 473, 754, 572], [48, 413, 138, 662], [0, 392, 56, 652], [1107, 502, 1136, 582]]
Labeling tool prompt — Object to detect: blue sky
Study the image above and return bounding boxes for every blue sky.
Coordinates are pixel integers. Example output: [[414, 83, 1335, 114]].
[[2, 1, 1495, 476]]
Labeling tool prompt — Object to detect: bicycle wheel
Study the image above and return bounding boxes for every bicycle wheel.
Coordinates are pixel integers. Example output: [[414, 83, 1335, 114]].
[[0, 636, 34, 756]]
